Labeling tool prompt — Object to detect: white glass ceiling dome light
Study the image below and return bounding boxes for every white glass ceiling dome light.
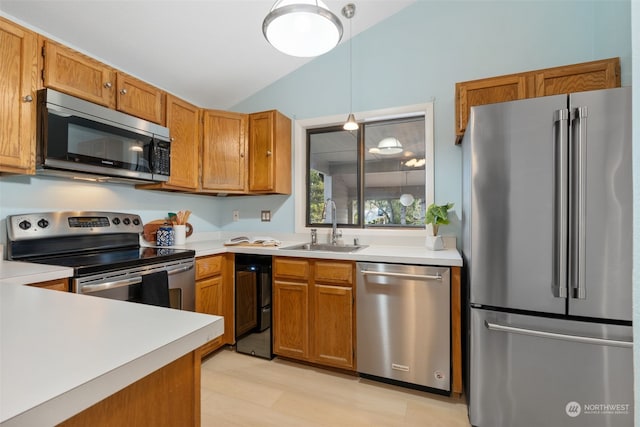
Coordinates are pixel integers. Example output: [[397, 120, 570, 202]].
[[368, 137, 403, 155], [263, 0, 343, 57]]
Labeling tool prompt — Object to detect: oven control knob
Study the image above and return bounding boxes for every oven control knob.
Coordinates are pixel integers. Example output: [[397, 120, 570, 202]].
[[18, 220, 31, 230], [123, 218, 131, 225], [132, 218, 140, 226], [37, 219, 49, 228], [112, 218, 121, 225]]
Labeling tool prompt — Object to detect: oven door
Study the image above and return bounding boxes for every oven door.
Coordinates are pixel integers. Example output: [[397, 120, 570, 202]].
[[74, 259, 195, 311]]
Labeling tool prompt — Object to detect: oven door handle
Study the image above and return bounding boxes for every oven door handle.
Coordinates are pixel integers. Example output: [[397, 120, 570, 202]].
[[80, 277, 142, 294], [167, 264, 193, 275]]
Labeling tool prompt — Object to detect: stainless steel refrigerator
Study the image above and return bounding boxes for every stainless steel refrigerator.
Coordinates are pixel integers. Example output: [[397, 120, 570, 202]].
[[462, 87, 633, 427]]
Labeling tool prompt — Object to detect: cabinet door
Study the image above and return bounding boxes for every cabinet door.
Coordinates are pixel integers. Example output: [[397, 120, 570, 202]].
[[0, 18, 37, 174], [248, 111, 291, 194], [27, 278, 69, 292], [456, 74, 527, 141], [201, 110, 248, 192], [116, 73, 165, 124], [311, 284, 354, 370], [164, 95, 200, 190], [273, 279, 309, 360], [534, 57, 620, 97], [195, 275, 223, 315], [42, 39, 116, 108]]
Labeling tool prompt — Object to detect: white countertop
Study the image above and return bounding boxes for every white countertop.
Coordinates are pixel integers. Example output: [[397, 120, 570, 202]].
[[0, 260, 74, 285], [0, 283, 223, 426], [170, 239, 463, 267]]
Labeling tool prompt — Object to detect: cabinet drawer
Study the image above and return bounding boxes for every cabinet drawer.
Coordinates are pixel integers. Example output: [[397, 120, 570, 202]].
[[274, 257, 310, 280], [314, 260, 354, 286], [195, 255, 223, 279]]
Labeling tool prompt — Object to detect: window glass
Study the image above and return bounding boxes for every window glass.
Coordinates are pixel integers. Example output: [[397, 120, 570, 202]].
[[307, 127, 359, 226], [364, 117, 426, 227], [306, 115, 426, 229]]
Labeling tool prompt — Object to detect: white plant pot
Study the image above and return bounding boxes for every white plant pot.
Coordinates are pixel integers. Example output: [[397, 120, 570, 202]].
[[426, 234, 445, 251]]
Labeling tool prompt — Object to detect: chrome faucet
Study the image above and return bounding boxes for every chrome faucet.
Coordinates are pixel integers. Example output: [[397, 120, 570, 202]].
[[326, 198, 338, 245]]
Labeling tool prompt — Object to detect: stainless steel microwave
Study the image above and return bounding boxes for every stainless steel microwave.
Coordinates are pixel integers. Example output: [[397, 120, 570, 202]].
[[37, 89, 171, 183]]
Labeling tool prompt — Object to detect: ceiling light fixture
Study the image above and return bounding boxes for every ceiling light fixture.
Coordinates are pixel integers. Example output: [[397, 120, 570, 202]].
[[263, 0, 343, 57], [368, 137, 403, 155], [342, 3, 358, 131]]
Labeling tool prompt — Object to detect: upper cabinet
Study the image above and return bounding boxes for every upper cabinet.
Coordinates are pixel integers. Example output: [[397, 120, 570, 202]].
[[201, 110, 248, 193], [116, 72, 165, 124], [135, 94, 200, 192], [455, 58, 621, 144], [42, 39, 165, 124], [249, 110, 292, 195], [0, 17, 38, 174], [42, 39, 117, 108]]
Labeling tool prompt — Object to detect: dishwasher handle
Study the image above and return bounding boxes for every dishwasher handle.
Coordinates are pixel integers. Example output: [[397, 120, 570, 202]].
[[360, 270, 442, 281]]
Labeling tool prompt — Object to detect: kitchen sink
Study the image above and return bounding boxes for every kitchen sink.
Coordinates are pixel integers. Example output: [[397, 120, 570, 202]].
[[280, 243, 367, 253]]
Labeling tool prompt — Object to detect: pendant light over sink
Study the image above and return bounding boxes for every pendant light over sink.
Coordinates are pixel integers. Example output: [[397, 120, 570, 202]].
[[263, 0, 343, 57], [342, 3, 358, 131]]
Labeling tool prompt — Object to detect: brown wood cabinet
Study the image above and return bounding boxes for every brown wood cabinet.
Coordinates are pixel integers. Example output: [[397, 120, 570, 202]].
[[138, 95, 200, 191], [273, 257, 355, 370], [59, 351, 200, 427], [116, 72, 165, 124], [27, 278, 69, 292], [195, 253, 234, 357], [42, 39, 165, 124], [248, 110, 292, 195], [455, 58, 621, 144], [42, 38, 117, 108], [201, 110, 248, 193], [0, 17, 38, 174]]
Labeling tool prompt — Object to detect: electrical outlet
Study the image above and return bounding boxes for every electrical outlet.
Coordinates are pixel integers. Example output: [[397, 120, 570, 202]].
[[232, 210, 239, 222], [261, 210, 271, 222]]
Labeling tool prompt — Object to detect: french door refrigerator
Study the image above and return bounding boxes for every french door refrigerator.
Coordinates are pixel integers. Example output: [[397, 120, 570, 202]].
[[462, 87, 632, 427]]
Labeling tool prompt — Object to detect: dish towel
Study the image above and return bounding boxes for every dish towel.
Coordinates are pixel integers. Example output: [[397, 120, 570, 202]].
[[139, 270, 170, 308]]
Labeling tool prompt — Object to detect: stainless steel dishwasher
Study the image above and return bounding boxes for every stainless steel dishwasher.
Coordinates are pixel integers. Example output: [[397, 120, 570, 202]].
[[357, 262, 450, 393]]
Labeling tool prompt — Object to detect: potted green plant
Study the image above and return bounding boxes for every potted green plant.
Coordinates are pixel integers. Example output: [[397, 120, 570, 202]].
[[425, 202, 454, 250]]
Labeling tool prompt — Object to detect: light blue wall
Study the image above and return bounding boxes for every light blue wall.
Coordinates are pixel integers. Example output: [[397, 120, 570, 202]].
[[227, 0, 632, 235]]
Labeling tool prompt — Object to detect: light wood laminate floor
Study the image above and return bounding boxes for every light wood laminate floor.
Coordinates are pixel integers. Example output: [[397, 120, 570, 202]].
[[201, 348, 471, 426]]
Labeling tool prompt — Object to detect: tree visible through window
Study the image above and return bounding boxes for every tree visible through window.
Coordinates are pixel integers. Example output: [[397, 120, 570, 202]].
[[306, 116, 426, 229]]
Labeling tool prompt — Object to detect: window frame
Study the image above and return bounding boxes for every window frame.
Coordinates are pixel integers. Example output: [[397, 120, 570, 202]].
[[294, 103, 435, 237]]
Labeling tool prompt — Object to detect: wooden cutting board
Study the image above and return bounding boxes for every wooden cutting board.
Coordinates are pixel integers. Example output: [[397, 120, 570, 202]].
[[142, 219, 193, 243]]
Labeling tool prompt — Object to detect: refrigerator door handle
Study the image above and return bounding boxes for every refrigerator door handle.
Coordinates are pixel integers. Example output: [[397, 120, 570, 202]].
[[571, 106, 588, 299], [552, 108, 569, 299], [485, 320, 632, 348]]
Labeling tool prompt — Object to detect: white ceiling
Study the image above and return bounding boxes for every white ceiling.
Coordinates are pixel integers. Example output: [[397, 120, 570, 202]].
[[0, 0, 415, 109]]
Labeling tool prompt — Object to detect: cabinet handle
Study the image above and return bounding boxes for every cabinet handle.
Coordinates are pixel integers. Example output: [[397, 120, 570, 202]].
[[120, 89, 127, 95], [104, 82, 113, 89], [171, 137, 175, 142], [22, 95, 33, 102], [240, 152, 245, 158], [266, 150, 272, 156]]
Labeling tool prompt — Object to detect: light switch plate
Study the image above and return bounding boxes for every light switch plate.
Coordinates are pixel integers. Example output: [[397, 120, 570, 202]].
[[261, 210, 271, 222]]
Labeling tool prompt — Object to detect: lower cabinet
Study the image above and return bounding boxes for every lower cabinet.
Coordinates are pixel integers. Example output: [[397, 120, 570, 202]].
[[27, 278, 69, 291], [273, 257, 355, 371], [195, 253, 234, 357]]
